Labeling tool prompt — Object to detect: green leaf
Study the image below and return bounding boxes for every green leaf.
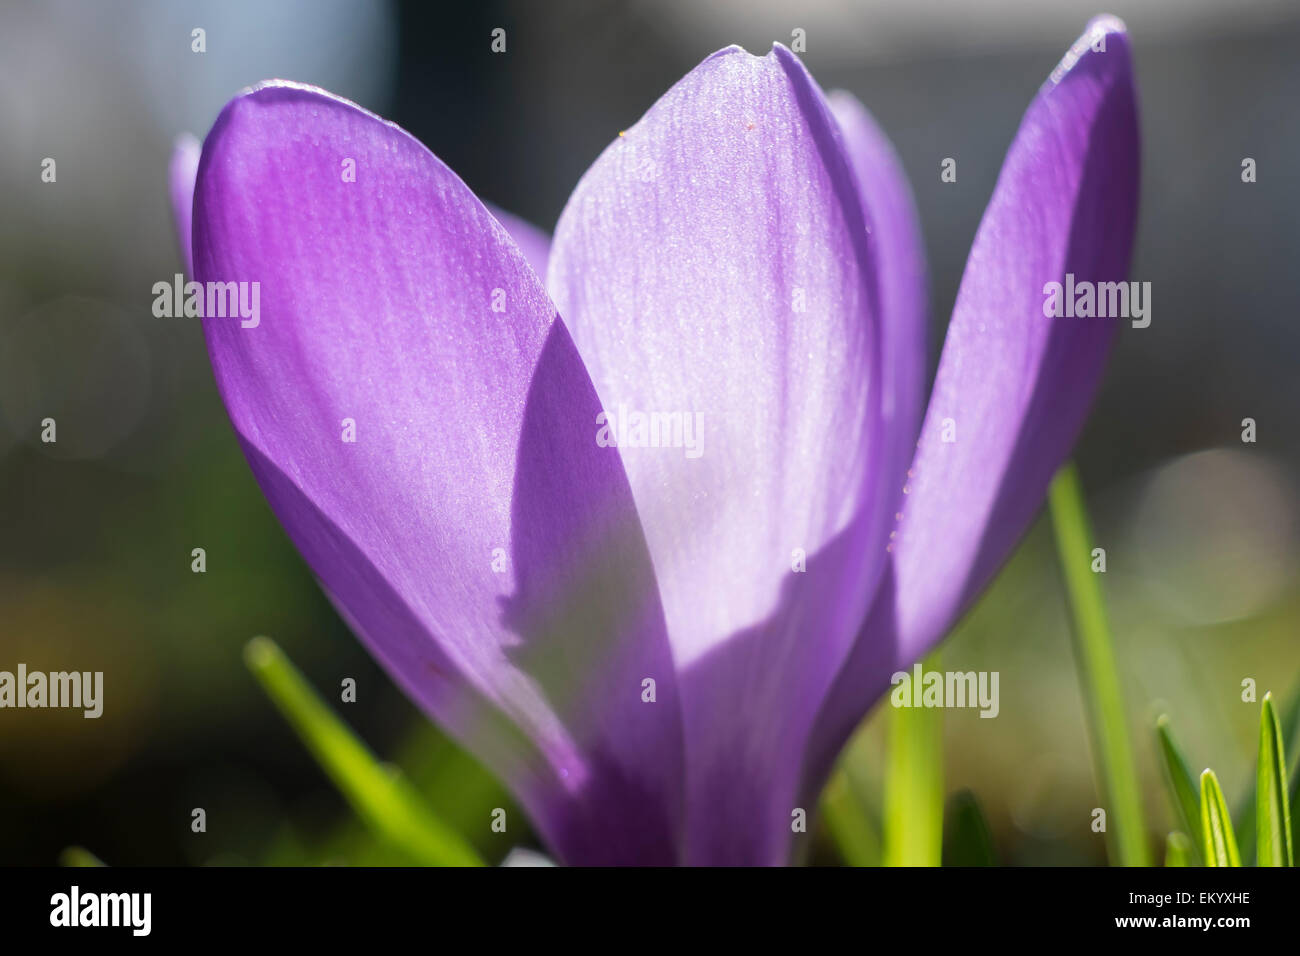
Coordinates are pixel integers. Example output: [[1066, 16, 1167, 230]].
[[1238, 685, 1300, 864], [1164, 831, 1194, 867], [942, 790, 997, 866], [1200, 769, 1241, 867], [882, 651, 944, 866], [820, 767, 881, 867], [244, 636, 483, 867], [1272, 684, 1300, 774], [59, 846, 105, 867], [1155, 715, 1202, 863], [1048, 464, 1149, 866], [1256, 692, 1293, 866]]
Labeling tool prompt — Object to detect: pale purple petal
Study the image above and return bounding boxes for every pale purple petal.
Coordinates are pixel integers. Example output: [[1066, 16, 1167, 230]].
[[169, 132, 201, 274], [828, 90, 928, 498], [806, 16, 1140, 791], [192, 82, 683, 864], [485, 203, 551, 284], [548, 46, 892, 864]]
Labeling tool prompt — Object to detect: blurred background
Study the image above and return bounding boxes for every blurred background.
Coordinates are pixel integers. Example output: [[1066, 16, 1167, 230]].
[[1, 0, 1298, 865]]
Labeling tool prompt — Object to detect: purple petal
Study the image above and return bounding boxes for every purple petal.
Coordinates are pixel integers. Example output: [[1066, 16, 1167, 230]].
[[828, 89, 929, 524], [192, 82, 683, 864], [485, 203, 551, 284], [548, 46, 892, 864], [806, 16, 1140, 791], [169, 133, 201, 274]]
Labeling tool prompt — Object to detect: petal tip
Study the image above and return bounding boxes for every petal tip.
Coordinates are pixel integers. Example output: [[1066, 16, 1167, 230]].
[[1088, 13, 1129, 36], [768, 41, 801, 68], [704, 42, 798, 71], [223, 79, 357, 115], [211, 80, 388, 136], [703, 44, 749, 63], [201, 79, 415, 182], [1048, 14, 1133, 88]]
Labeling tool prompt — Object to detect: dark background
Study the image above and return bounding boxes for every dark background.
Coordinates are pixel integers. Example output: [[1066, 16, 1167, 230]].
[[2, 0, 1298, 865]]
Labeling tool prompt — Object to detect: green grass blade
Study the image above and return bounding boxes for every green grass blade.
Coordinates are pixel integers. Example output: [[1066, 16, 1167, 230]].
[[942, 790, 997, 866], [1155, 715, 1203, 863], [1238, 686, 1300, 864], [1200, 769, 1241, 867], [59, 846, 105, 867], [821, 767, 881, 866], [1164, 831, 1193, 867], [245, 636, 483, 867], [1291, 769, 1300, 855], [882, 651, 944, 866], [1256, 692, 1293, 866], [1048, 464, 1149, 866], [1281, 686, 1300, 763]]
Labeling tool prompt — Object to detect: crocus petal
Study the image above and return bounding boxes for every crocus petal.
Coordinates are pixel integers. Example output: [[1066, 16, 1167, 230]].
[[169, 132, 201, 274], [192, 82, 684, 864], [485, 203, 551, 284], [828, 90, 928, 497], [806, 16, 1140, 791], [548, 46, 893, 864]]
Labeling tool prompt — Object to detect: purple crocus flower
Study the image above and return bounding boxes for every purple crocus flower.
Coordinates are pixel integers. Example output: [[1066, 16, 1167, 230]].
[[170, 15, 1138, 866]]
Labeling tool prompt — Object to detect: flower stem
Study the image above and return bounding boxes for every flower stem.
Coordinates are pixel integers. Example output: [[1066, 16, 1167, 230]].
[[822, 766, 881, 866], [883, 651, 944, 866]]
